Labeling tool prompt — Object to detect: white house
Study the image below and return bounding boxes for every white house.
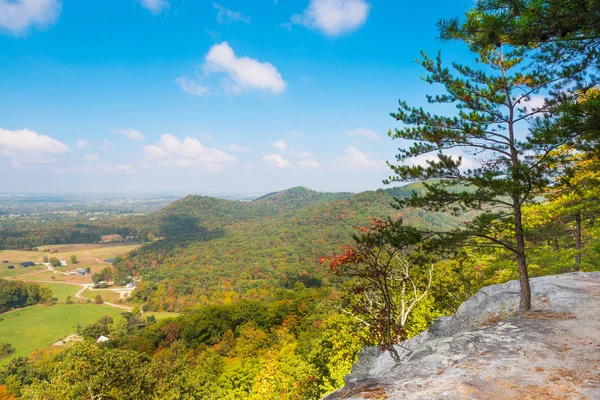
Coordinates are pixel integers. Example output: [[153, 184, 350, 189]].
[[96, 335, 110, 343]]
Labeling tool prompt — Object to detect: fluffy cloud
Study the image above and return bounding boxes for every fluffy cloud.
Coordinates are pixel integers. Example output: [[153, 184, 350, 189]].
[[112, 128, 143, 141], [204, 42, 287, 94], [263, 154, 291, 169], [299, 159, 320, 168], [227, 144, 249, 153], [346, 128, 378, 141], [83, 153, 101, 162], [143, 134, 237, 170], [272, 139, 287, 152], [137, 0, 169, 14], [76, 140, 88, 150], [339, 146, 381, 168], [213, 2, 250, 24], [291, 0, 369, 37], [175, 76, 208, 96], [178, 42, 286, 96], [0, 128, 69, 167], [521, 95, 548, 113], [405, 152, 474, 170], [0, 0, 61, 35]]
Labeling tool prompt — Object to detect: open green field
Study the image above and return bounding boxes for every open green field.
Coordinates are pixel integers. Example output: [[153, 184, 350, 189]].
[[40, 282, 81, 303], [0, 304, 123, 365], [81, 288, 123, 303], [0, 264, 46, 279]]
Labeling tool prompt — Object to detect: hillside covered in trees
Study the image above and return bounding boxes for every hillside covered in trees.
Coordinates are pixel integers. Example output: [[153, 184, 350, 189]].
[[115, 185, 465, 310]]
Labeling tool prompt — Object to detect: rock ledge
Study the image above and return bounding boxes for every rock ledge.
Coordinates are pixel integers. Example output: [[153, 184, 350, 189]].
[[325, 272, 600, 399]]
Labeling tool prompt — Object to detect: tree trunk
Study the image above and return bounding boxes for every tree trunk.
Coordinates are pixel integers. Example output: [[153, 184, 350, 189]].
[[575, 211, 582, 271], [514, 203, 531, 313], [385, 298, 400, 362]]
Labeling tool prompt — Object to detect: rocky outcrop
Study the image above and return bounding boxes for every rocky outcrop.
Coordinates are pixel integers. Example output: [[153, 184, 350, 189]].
[[325, 272, 600, 399]]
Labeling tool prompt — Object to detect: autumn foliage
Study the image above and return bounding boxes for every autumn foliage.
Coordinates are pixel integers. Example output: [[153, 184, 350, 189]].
[[321, 218, 434, 362]]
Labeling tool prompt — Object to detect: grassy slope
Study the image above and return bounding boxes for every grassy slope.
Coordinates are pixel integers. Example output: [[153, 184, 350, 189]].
[[80, 288, 122, 303], [0, 304, 123, 365], [39, 282, 80, 303]]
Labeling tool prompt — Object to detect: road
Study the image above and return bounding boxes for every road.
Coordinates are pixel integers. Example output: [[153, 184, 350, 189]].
[[74, 283, 133, 311], [9, 269, 133, 312]]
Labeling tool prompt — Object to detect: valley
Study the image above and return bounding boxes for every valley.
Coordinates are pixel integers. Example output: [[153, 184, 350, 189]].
[[1, 0, 599, 397]]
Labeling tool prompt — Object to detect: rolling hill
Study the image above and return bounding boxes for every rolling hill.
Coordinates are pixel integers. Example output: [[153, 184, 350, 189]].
[[115, 184, 462, 311]]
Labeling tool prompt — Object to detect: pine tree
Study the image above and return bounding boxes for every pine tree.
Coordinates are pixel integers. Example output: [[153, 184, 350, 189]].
[[438, 0, 600, 77], [385, 44, 567, 312]]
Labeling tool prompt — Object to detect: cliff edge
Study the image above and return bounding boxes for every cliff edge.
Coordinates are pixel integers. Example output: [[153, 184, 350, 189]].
[[325, 272, 600, 399]]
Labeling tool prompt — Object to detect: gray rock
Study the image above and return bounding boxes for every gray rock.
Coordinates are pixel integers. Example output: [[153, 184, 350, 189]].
[[325, 272, 600, 399]]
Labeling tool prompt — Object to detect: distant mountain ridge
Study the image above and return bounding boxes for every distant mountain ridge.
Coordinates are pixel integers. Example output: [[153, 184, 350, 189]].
[[118, 183, 464, 311]]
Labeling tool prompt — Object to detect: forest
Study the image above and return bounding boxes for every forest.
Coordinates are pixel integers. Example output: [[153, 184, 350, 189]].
[[0, 280, 53, 314], [0, 0, 599, 399]]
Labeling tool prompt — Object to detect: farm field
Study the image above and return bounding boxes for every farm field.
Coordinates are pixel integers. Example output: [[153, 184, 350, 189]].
[[0, 304, 123, 365], [40, 282, 80, 303], [0, 242, 141, 275], [80, 288, 124, 303], [0, 264, 46, 279]]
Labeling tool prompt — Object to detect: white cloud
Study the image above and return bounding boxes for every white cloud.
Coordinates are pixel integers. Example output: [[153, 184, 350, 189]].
[[76, 140, 88, 150], [346, 128, 379, 141], [339, 146, 381, 168], [263, 154, 291, 169], [521, 95, 548, 113], [191, 41, 286, 95], [272, 139, 287, 152], [213, 2, 250, 24], [299, 159, 320, 168], [143, 134, 237, 170], [175, 76, 208, 96], [0, 128, 69, 167], [102, 139, 116, 149], [112, 128, 143, 141], [227, 144, 249, 153], [291, 0, 369, 37], [0, 0, 61, 35], [83, 153, 101, 162], [137, 0, 169, 14], [405, 152, 474, 170]]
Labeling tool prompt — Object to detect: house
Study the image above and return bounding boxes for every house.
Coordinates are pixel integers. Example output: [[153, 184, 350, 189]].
[[7, 265, 14, 269], [60, 260, 68, 267], [125, 281, 138, 288], [20, 261, 35, 268], [2, 260, 8, 263], [96, 335, 110, 343], [75, 268, 87, 275]]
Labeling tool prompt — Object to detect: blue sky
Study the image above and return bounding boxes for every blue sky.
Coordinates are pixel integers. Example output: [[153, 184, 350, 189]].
[[0, 0, 476, 195]]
